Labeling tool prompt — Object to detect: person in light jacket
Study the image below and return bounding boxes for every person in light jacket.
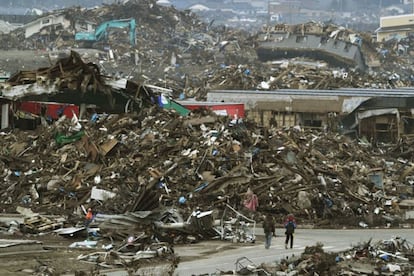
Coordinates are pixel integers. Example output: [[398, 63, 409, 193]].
[[243, 187, 258, 212]]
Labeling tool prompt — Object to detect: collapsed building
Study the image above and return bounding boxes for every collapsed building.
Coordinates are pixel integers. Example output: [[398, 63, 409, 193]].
[[0, 2, 414, 274], [1, 51, 414, 228], [207, 88, 414, 144], [256, 22, 367, 70], [1, 55, 414, 276]]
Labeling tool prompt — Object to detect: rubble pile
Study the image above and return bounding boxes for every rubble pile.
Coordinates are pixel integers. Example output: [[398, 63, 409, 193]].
[[74, 239, 178, 272], [1, 97, 413, 234], [0, 2, 414, 275], [334, 236, 414, 275], [203, 60, 409, 93], [0, 49, 412, 239], [5, 50, 107, 94], [0, 20, 17, 34], [218, 237, 414, 275], [0, 1, 413, 97], [226, 237, 414, 275]]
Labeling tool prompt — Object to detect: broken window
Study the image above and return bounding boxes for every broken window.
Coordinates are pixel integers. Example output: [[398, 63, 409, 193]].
[[296, 35, 307, 43], [344, 43, 350, 52], [304, 119, 322, 128], [78, 23, 89, 31], [360, 115, 398, 143], [375, 122, 394, 143], [302, 113, 322, 129], [402, 115, 414, 135], [41, 18, 50, 25], [269, 111, 278, 127]]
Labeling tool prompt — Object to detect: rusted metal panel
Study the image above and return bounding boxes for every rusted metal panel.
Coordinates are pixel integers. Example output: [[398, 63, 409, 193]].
[[256, 98, 343, 113]]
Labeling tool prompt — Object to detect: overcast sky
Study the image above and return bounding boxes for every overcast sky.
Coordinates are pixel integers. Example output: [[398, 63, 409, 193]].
[[0, 0, 409, 14]]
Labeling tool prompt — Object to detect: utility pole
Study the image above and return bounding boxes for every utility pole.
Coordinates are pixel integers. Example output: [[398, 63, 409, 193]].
[[267, 0, 270, 26], [379, 0, 382, 16]]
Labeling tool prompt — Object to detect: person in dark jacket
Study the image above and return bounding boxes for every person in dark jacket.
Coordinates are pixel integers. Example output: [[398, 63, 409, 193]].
[[263, 214, 276, 249], [284, 213, 297, 249]]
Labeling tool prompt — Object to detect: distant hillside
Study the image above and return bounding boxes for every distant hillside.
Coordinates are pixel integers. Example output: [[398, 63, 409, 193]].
[[0, 0, 111, 9]]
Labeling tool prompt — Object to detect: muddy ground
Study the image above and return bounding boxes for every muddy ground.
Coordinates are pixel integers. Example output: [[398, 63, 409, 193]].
[[0, 232, 249, 275], [0, 234, 95, 276]]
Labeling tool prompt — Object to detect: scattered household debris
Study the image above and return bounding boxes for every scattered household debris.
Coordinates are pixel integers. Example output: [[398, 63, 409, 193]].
[[1, 84, 414, 232], [0, 52, 413, 276], [0, 239, 43, 253], [1, 1, 414, 98], [214, 237, 414, 275], [0, 1, 414, 275]]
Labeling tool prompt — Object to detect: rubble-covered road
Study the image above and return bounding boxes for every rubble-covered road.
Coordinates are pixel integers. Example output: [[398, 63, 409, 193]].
[[1, 1, 414, 275], [175, 229, 414, 275]]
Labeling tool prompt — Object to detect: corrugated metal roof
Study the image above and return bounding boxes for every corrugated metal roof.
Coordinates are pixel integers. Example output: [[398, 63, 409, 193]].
[[376, 24, 414, 33], [208, 88, 414, 114], [210, 88, 414, 97]]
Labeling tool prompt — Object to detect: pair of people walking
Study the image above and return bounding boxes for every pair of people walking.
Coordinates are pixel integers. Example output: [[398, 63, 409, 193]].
[[262, 213, 297, 249]]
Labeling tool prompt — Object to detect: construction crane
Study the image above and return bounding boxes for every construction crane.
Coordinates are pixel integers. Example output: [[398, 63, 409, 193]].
[[75, 18, 136, 47]]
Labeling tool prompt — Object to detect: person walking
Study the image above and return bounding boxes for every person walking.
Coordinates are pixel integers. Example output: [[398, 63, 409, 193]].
[[84, 207, 96, 239], [284, 213, 296, 249], [262, 214, 276, 249], [85, 208, 93, 228]]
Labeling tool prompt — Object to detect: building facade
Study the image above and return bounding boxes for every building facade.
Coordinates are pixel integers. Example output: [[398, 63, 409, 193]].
[[376, 13, 414, 42], [208, 88, 414, 143]]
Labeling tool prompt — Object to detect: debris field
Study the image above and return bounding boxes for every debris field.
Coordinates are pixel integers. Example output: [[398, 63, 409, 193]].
[[0, 0, 414, 275]]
